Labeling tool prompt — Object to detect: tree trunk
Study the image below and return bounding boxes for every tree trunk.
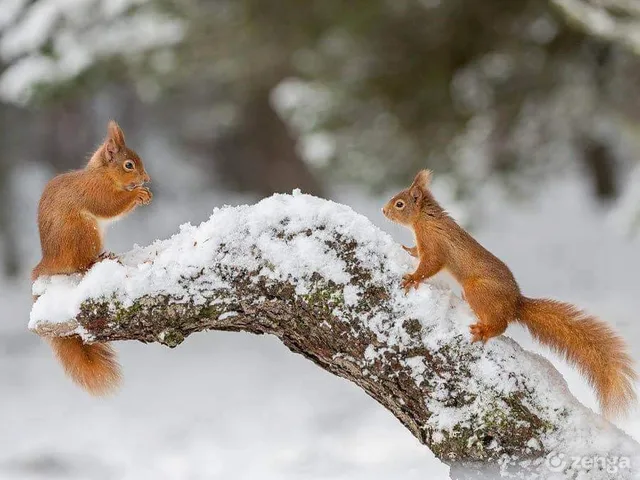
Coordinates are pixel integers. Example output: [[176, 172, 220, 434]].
[[0, 102, 20, 277], [582, 137, 619, 201], [212, 87, 324, 197]]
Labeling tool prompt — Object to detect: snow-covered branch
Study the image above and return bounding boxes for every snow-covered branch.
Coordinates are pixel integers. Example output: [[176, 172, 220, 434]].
[[551, 0, 640, 54], [30, 193, 640, 479]]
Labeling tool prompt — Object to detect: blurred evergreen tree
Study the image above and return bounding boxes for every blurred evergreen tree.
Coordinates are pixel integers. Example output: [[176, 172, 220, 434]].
[[167, 0, 640, 202], [1, 0, 640, 200]]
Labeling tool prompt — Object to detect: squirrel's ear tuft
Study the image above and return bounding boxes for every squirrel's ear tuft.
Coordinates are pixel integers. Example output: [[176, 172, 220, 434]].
[[104, 121, 126, 162], [107, 120, 126, 147], [412, 169, 433, 190]]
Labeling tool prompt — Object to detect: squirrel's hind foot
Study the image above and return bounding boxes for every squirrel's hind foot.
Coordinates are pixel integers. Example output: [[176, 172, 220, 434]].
[[88, 251, 122, 270], [469, 322, 505, 343]]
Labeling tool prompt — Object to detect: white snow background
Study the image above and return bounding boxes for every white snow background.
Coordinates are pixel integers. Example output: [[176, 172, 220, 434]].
[[2, 174, 640, 479]]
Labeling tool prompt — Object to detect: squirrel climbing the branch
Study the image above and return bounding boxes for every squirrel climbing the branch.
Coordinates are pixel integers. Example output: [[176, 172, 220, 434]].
[[383, 169, 637, 419]]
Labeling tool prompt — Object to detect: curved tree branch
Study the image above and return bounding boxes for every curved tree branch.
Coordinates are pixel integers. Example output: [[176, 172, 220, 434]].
[[30, 193, 640, 479]]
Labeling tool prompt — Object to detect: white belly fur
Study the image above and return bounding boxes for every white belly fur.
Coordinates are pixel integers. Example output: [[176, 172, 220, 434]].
[[83, 211, 126, 238], [97, 214, 124, 230], [96, 214, 126, 235]]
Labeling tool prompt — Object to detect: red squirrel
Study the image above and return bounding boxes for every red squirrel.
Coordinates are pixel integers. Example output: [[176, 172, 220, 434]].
[[383, 169, 637, 418], [32, 120, 152, 395]]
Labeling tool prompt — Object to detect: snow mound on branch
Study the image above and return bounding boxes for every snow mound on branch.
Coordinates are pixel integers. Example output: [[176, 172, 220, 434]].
[[30, 191, 640, 478], [31, 190, 411, 324]]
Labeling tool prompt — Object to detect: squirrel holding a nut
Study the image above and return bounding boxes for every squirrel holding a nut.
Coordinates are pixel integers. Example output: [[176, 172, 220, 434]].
[[32, 120, 152, 395]]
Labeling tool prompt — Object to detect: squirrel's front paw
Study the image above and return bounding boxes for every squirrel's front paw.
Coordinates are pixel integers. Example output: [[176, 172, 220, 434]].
[[401, 273, 422, 292], [134, 186, 152, 205], [402, 245, 419, 258], [469, 323, 488, 343]]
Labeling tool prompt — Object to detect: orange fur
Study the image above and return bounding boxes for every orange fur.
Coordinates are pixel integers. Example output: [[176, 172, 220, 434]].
[[32, 120, 152, 396], [48, 337, 121, 395], [519, 297, 637, 418], [383, 169, 638, 418]]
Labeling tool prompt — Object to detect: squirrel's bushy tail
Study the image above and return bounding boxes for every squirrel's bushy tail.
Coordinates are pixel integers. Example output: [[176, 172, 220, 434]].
[[518, 296, 637, 418], [49, 337, 121, 396]]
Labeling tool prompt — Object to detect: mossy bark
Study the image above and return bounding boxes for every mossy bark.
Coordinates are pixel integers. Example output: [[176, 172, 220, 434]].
[[30, 227, 639, 479]]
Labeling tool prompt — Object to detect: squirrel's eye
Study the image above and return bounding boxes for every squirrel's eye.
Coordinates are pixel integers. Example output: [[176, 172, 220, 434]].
[[395, 200, 405, 209], [124, 161, 135, 171]]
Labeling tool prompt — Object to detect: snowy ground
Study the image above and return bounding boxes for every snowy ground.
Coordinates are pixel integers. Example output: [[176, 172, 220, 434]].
[[1, 177, 639, 479]]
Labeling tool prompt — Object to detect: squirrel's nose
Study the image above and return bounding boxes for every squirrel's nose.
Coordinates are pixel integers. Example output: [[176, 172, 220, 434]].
[[143, 173, 151, 183]]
